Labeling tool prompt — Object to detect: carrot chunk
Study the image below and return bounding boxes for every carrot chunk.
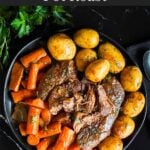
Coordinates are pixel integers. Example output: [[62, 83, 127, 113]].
[[23, 98, 46, 109], [36, 138, 52, 150], [37, 55, 51, 70], [27, 63, 39, 90], [20, 48, 47, 68], [38, 122, 61, 139], [9, 62, 24, 92], [26, 106, 41, 135], [27, 134, 40, 146], [11, 89, 36, 103], [52, 126, 75, 150], [41, 109, 51, 125]]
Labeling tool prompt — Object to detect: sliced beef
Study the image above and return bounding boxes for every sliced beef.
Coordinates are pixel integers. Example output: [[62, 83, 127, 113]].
[[96, 85, 114, 116], [49, 98, 63, 115], [74, 85, 96, 114], [52, 111, 71, 126], [77, 76, 125, 150], [102, 76, 125, 113], [85, 85, 96, 114], [74, 93, 84, 112], [73, 112, 102, 133], [63, 97, 75, 112], [37, 60, 77, 100], [48, 80, 81, 115], [77, 123, 110, 150]]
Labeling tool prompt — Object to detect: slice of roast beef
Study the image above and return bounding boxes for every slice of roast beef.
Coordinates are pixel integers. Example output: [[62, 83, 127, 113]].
[[102, 76, 125, 113], [48, 80, 81, 115], [74, 84, 96, 114], [51, 111, 71, 126], [77, 123, 110, 150], [63, 97, 75, 112], [77, 76, 125, 150], [73, 112, 102, 133], [96, 85, 114, 116], [37, 60, 77, 100]]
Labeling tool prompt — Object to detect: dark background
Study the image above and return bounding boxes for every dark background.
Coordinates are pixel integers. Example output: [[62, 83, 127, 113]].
[[1, 6, 150, 150]]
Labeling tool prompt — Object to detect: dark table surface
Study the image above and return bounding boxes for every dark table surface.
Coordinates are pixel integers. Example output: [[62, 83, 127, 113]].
[[1, 6, 150, 150]]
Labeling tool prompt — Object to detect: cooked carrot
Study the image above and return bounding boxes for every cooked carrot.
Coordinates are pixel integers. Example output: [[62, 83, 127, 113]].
[[27, 134, 40, 146], [53, 126, 75, 150], [27, 63, 39, 90], [9, 62, 24, 92], [21, 79, 27, 88], [37, 56, 51, 70], [24, 98, 46, 109], [38, 122, 61, 139], [19, 123, 27, 136], [68, 143, 80, 150], [20, 48, 47, 68], [41, 109, 51, 125], [36, 138, 52, 150], [11, 89, 36, 103], [26, 106, 41, 135]]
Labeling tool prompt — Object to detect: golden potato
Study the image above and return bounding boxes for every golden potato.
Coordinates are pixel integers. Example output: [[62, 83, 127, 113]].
[[112, 115, 135, 139], [98, 136, 123, 150], [47, 33, 76, 60], [75, 49, 97, 72], [122, 92, 145, 117], [120, 66, 142, 92], [73, 28, 100, 48], [85, 59, 110, 82], [98, 42, 125, 73]]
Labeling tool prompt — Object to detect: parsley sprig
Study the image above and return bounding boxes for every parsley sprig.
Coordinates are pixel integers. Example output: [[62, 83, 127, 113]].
[[0, 6, 72, 70]]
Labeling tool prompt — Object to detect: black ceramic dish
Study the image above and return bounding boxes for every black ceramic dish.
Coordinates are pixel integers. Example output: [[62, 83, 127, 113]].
[[3, 30, 147, 150]]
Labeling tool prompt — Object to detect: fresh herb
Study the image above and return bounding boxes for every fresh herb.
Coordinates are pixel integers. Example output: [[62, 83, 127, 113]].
[[51, 6, 72, 25], [0, 17, 10, 66], [11, 6, 49, 38], [30, 116, 37, 124], [0, 6, 72, 69]]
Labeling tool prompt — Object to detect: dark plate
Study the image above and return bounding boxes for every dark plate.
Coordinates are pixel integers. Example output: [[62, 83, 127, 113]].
[[3, 30, 147, 150]]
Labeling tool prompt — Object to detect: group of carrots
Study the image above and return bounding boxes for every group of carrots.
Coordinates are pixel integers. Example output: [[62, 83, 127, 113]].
[[9, 48, 80, 150]]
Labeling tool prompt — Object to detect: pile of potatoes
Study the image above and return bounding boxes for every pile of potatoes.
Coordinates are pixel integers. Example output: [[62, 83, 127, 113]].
[[47, 28, 145, 150]]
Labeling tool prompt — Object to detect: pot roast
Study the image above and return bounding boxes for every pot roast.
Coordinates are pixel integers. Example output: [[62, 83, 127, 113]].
[[37, 60, 125, 150]]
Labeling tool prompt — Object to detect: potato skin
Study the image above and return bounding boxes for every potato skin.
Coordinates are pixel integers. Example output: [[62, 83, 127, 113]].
[[85, 59, 110, 82], [122, 92, 145, 117], [98, 42, 125, 73], [73, 28, 100, 48], [112, 115, 135, 139], [98, 136, 123, 150], [47, 33, 76, 60], [120, 66, 142, 92], [75, 49, 97, 72]]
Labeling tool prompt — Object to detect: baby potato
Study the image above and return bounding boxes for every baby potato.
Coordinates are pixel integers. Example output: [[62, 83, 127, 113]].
[[75, 49, 97, 72], [122, 92, 145, 117], [112, 115, 135, 139], [98, 42, 125, 73], [47, 33, 76, 60], [120, 66, 142, 92], [73, 28, 100, 48], [98, 136, 123, 150], [85, 59, 110, 82]]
